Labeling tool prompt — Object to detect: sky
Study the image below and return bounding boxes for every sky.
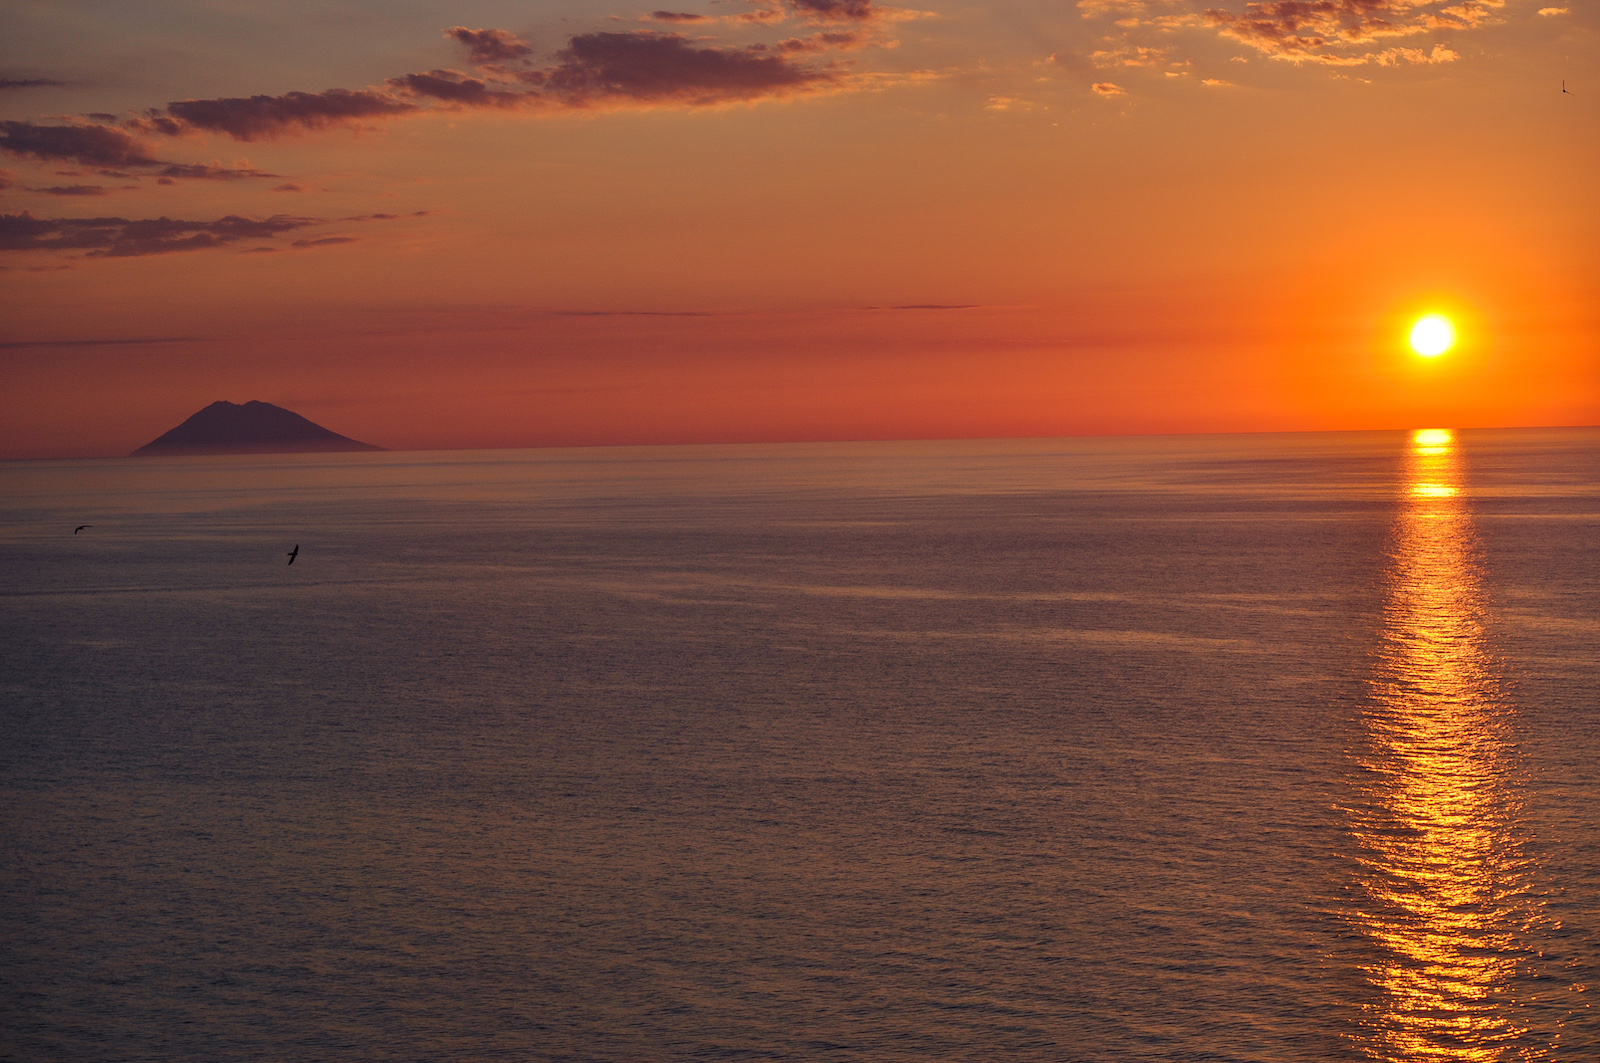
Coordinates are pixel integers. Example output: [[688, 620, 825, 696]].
[[2, 0, 1595, 458]]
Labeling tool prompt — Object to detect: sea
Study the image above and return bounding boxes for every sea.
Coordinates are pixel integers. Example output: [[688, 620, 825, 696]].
[[2, 428, 1597, 1062]]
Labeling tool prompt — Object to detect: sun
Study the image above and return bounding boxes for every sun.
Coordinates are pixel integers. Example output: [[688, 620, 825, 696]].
[[1409, 313, 1456, 358]]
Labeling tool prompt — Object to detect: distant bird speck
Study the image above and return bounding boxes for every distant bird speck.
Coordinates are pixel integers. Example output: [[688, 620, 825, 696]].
[[1564, 81, 1573, 95], [74, 525, 91, 534], [287, 544, 299, 565]]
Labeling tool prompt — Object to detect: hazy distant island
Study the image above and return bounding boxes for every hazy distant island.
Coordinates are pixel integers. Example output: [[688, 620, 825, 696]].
[[131, 400, 385, 456]]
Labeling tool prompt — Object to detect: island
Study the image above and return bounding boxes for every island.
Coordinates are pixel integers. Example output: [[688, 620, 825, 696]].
[[131, 400, 386, 456]]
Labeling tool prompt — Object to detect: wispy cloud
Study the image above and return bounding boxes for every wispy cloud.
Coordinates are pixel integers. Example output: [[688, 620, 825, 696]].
[[0, 78, 67, 91], [0, 211, 321, 257], [1079, 0, 1501, 67], [27, 184, 114, 196], [160, 89, 416, 141], [0, 336, 202, 350], [775, 31, 873, 53], [445, 27, 534, 64], [785, 0, 880, 23], [553, 309, 717, 317], [1092, 44, 1190, 71], [157, 161, 277, 180], [0, 21, 887, 259], [0, 120, 278, 186], [96, 24, 859, 143]]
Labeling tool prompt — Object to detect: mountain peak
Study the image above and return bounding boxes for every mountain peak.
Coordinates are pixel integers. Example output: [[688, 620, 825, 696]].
[[131, 400, 385, 456]]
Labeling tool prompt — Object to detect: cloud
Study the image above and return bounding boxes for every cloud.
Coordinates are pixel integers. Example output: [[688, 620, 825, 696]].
[[0, 207, 426, 260], [647, 11, 716, 22], [1091, 45, 1179, 67], [156, 161, 277, 180], [1377, 43, 1457, 65], [0, 168, 13, 189], [1082, 0, 1499, 67], [0, 335, 201, 350], [122, 28, 848, 135], [28, 184, 112, 196], [0, 211, 319, 257], [1076, 0, 1190, 16], [0, 22, 864, 241], [785, 0, 880, 22], [390, 70, 524, 107], [0, 120, 160, 168], [553, 309, 715, 316], [0, 121, 285, 188], [725, 0, 912, 24], [445, 26, 534, 64], [521, 31, 836, 107], [1092, 81, 1127, 95], [1202, 2, 1441, 63], [163, 89, 415, 141], [1, 78, 67, 91], [774, 30, 871, 52], [731, 2, 789, 23], [1537, 5, 1566, 12]]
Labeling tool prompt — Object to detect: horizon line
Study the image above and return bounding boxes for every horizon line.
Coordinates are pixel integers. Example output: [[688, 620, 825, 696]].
[[5, 422, 1597, 464]]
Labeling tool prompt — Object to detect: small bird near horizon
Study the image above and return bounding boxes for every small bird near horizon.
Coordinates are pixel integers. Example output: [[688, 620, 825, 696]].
[[287, 544, 299, 565], [74, 525, 91, 534], [1564, 80, 1573, 95]]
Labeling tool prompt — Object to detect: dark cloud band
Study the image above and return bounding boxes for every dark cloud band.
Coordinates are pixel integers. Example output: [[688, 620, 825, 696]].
[[1, 211, 316, 257], [0, 121, 159, 168], [164, 89, 415, 141], [524, 31, 835, 107]]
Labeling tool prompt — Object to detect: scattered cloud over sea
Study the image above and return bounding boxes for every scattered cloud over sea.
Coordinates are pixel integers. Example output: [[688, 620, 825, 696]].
[[0, 0, 1519, 262], [0, 210, 420, 258], [1077, 0, 1501, 68], [0, 2, 928, 261]]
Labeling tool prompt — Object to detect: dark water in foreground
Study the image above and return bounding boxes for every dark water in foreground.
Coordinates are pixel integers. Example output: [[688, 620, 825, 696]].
[[2, 430, 1598, 1061]]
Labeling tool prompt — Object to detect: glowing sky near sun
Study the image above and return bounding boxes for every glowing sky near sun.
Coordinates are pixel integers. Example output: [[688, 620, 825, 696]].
[[1, 0, 1596, 457]]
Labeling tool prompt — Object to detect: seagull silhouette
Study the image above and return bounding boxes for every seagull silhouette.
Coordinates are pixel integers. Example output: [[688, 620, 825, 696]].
[[1564, 80, 1574, 95], [287, 544, 299, 565], [74, 525, 91, 534]]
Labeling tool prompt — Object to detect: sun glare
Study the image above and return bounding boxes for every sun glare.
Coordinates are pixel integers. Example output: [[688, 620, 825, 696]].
[[1409, 314, 1456, 358]]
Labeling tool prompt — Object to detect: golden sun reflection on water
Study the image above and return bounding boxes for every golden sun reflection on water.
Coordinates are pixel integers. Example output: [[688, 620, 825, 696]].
[[1349, 430, 1547, 1061]]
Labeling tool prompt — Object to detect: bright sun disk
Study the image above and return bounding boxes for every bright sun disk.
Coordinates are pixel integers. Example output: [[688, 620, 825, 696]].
[[1409, 313, 1456, 357]]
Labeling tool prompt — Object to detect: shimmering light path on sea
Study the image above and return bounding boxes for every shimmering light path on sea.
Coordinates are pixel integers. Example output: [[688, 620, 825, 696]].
[[1345, 430, 1554, 1060]]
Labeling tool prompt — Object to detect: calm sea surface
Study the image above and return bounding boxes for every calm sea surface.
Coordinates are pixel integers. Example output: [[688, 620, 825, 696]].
[[2, 430, 1597, 1061]]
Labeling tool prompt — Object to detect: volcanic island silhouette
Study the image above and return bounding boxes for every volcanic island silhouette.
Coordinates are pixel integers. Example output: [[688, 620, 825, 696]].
[[131, 400, 385, 456]]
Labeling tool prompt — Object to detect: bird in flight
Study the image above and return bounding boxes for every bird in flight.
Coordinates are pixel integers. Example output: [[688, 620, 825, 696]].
[[74, 525, 91, 534], [1564, 80, 1574, 95], [287, 544, 299, 565]]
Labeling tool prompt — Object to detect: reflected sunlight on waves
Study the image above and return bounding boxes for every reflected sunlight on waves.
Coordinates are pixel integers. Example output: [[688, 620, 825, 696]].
[[1347, 430, 1552, 1061]]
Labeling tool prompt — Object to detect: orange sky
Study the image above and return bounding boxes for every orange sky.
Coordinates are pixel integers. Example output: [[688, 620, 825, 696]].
[[2, 0, 1595, 458]]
